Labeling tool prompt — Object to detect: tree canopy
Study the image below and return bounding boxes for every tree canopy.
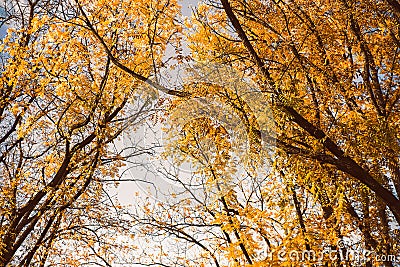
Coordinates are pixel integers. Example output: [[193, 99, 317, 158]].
[[0, 0, 399, 266]]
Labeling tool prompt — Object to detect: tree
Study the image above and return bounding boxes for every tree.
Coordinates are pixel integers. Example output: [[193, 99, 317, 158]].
[[0, 0, 180, 265], [127, 0, 400, 266]]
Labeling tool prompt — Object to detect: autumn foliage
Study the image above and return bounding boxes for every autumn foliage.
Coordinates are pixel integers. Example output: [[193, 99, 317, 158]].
[[1, 0, 400, 266]]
